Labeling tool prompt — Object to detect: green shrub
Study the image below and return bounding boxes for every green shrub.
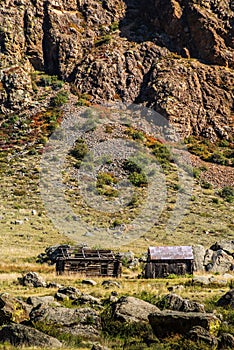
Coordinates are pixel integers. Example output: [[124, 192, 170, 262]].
[[110, 21, 119, 32], [219, 186, 234, 203], [95, 34, 112, 46], [38, 74, 64, 89], [69, 139, 88, 160], [50, 91, 68, 107], [97, 172, 117, 187], [129, 171, 148, 187], [152, 142, 172, 167], [201, 181, 213, 189], [123, 160, 142, 174]]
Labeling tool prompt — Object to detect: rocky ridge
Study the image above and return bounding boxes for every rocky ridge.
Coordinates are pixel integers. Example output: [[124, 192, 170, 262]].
[[0, 0, 233, 140]]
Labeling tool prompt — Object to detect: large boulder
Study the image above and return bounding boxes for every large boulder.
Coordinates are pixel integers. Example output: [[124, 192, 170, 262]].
[[148, 310, 220, 338], [210, 241, 234, 256], [56, 286, 81, 300], [27, 296, 60, 308], [113, 296, 160, 323], [192, 245, 206, 271], [157, 293, 205, 313], [0, 293, 30, 325], [30, 304, 101, 339], [0, 324, 62, 348], [76, 294, 102, 306], [217, 289, 234, 308], [187, 326, 218, 348], [192, 275, 230, 287], [204, 249, 233, 273], [18, 272, 47, 288]]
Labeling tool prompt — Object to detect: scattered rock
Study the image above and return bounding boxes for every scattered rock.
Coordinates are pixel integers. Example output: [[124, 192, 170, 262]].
[[113, 296, 160, 323], [0, 293, 30, 325], [167, 285, 184, 293], [0, 324, 62, 348], [192, 276, 211, 286], [57, 286, 81, 300], [27, 296, 60, 308], [187, 326, 218, 348], [204, 249, 234, 273], [46, 282, 61, 289], [149, 310, 220, 338], [76, 294, 101, 306], [102, 280, 121, 288], [54, 292, 69, 302], [30, 304, 101, 339], [82, 279, 97, 286], [217, 289, 234, 308], [208, 276, 228, 287], [18, 272, 47, 288], [157, 293, 205, 313], [210, 241, 234, 256], [11, 220, 24, 225]]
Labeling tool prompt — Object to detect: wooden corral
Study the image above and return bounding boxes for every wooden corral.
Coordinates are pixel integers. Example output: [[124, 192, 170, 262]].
[[145, 246, 194, 278], [56, 247, 122, 277]]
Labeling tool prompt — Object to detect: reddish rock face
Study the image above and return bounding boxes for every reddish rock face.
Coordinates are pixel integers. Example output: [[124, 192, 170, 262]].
[[0, 0, 233, 140]]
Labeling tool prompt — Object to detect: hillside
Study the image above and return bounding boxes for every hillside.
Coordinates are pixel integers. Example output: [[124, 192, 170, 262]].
[[0, 1, 234, 349]]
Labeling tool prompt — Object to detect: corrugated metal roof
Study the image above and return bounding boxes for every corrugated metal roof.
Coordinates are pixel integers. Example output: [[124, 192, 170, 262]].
[[148, 246, 194, 261]]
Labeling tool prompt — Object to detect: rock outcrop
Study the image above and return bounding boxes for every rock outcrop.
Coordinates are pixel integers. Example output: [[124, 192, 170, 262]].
[[0, 293, 30, 325], [113, 296, 160, 322], [217, 289, 234, 308], [0, 0, 233, 140], [157, 293, 205, 313], [30, 304, 101, 339], [18, 272, 47, 288], [148, 310, 221, 337], [0, 324, 62, 348]]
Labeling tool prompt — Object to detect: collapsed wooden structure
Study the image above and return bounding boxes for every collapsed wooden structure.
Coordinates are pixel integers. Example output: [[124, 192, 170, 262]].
[[145, 246, 194, 278], [56, 247, 122, 277]]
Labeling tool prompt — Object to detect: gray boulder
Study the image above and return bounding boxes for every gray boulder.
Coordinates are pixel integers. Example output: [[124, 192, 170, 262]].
[[192, 275, 229, 287], [192, 276, 212, 286], [27, 296, 60, 308], [76, 294, 101, 306], [0, 324, 61, 347], [187, 326, 218, 348], [102, 280, 121, 288], [113, 296, 160, 322], [18, 272, 47, 288], [54, 292, 69, 301], [192, 245, 206, 271], [82, 279, 97, 286], [149, 310, 220, 338], [30, 304, 101, 339], [167, 285, 184, 293], [217, 289, 234, 308], [0, 293, 30, 325], [57, 286, 81, 299], [210, 240, 234, 255], [157, 293, 205, 313], [204, 249, 233, 273]]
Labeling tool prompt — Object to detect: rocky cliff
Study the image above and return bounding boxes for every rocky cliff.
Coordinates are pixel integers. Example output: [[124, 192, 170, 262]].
[[0, 0, 233, 140]]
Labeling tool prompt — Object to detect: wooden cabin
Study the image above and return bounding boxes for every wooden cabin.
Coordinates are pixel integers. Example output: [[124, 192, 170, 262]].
[[145, 246, 194, 278], [56, 247, 122, 277]]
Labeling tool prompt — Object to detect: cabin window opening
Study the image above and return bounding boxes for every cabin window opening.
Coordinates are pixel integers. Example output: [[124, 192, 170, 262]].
[[101, 264, 108, 275]]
